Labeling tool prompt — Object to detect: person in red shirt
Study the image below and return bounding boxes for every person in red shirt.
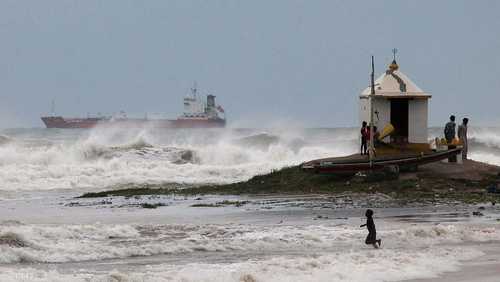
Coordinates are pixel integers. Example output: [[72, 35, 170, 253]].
[[360, 121, 368, 155]]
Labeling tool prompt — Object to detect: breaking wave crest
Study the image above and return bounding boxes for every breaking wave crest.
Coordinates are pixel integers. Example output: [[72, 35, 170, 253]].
[[460, 127, 500, 165], [428, 127, 500, 166], [0, 128, 354, 191], [0, 135, 12, 145], [0, 222, 497, 264], [0, 221, 496, 281], [2, 126, 500, 192], [0, 247, 484, 282]]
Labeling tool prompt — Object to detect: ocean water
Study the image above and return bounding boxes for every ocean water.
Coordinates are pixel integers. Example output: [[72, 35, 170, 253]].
[[0, 127, 355, 192], [0, 126, 499, 281], [1, 126, 499, 192]]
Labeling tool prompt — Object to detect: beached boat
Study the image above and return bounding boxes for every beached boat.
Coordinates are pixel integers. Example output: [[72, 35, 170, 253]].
[[301, 148, 461, 174]]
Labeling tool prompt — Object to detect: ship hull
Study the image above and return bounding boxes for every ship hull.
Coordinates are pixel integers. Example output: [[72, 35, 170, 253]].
[[41, 117, 103, 129], [41, 116, 226, 129]]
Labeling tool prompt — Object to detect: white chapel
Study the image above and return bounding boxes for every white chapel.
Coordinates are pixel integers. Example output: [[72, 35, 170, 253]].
[[359, 56, 431, 145]]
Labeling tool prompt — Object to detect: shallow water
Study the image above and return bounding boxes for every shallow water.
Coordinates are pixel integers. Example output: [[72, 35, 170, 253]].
[[1, 189, 499, 282]]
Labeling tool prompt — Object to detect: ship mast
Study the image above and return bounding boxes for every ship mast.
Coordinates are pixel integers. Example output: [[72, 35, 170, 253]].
[[191, 81, 198, 98], [369, 56, 375, 166], [51, 99, 56, 116]]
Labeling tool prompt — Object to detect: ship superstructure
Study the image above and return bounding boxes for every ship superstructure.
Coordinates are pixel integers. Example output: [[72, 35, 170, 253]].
[[41, 85, 226, 129]]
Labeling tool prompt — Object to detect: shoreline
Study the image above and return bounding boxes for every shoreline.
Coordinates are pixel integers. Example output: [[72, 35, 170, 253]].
[[1, 203, 498, 281], [78, 159, 500, 206]]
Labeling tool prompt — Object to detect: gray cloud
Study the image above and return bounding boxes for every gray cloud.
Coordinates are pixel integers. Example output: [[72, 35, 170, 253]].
[[0, 0, 499, 128]]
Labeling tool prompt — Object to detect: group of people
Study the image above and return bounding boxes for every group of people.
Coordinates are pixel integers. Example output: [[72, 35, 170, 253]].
[[444, 115, 469, 160], [359, 115, 469, 160]]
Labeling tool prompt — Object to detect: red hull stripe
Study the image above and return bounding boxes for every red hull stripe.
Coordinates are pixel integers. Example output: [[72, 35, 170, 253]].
[[41, 116, 226, 129]]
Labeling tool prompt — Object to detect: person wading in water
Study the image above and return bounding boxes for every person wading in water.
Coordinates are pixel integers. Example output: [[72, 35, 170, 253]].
[[360, 209, 381, 248]]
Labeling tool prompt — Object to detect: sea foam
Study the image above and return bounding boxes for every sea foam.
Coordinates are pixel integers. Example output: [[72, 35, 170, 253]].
[[0, 128, 353, 191], [0, 222, 498, 264], [0, 246, 484, 282]]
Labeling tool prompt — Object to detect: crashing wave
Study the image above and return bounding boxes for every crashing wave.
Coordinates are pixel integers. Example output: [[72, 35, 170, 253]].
[[171, 149, 199, 164], [0, 135, 12, 145], [468, 137, 500, 153], [79, 144, 114, 160], [0, 128, 351, 191], [0, 232, 27, 248], [109, 137, 154, 151], [0, 245, 485, 282], [232, 133, 281, 150], [0, 222, 497, 264]]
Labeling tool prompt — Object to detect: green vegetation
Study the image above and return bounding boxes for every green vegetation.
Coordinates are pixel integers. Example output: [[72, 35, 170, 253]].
[[79, 166, 349, 198], [78, 165, 500, 204]]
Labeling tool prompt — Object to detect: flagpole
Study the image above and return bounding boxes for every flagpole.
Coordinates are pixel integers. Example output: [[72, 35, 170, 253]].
[[369, 56, 375, 167]]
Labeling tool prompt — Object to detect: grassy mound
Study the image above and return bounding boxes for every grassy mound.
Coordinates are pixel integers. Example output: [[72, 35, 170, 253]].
[[78, 163, 500, 204]]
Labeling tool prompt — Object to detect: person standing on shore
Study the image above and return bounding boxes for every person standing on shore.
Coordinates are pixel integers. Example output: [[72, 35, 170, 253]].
[[458, 118, 469, 160], [360, 121, 368, 155], [360, 209, 381, 248], [444, 115, 456, 143], [444, 115, 457, 162]]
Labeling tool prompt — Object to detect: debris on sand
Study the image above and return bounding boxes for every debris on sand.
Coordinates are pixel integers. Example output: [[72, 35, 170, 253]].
[[190, 200, 249, 208], [140, 203, 166, 209]]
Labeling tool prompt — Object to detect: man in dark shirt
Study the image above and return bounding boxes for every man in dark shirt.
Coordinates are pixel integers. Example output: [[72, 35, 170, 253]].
[[444, 115, 457, 162], [444, 115, 456, 143]]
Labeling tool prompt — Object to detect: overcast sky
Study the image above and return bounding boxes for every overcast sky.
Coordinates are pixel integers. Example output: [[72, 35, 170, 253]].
[[1, 0, 499, 128]]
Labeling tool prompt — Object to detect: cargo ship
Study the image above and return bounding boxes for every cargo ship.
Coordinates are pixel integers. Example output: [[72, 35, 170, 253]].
[[41, 86, 226, 129]]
